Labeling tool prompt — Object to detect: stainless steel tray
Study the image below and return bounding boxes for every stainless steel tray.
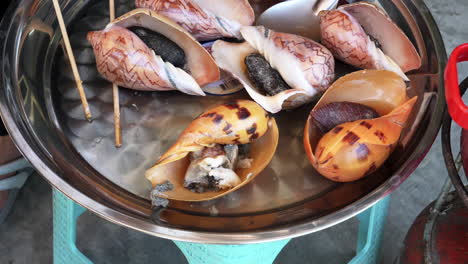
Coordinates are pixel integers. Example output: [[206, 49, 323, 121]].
[[0, 0, 446, 243]]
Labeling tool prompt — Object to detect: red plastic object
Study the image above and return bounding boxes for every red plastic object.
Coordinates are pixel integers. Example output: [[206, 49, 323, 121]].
[[445, 43, 468, 129], [399, 194, 468, 264]]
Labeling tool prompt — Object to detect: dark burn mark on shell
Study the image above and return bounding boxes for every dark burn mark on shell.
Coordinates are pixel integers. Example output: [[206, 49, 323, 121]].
[[213, 114, 224, 124], [237, 107, 251, 120], [250, 133, 260, 141], [245, 53, 291, 96], [202, 112, 216, 118], [343, 131, 360, 145], [224, 101, 240, 109], [246, 123, 257, 135], [202, 112, 223, 124], [374, 130, 387, 143], [332, 164, 339, 170], [317, 146, 325, 159], [311, 102, 379, 134], [223, 123, 233, 134], [356, 144, 370, 161], [128, 26, 186, 68], [333, 126, 344, 134], [365, 162, 378, 176], [360, 121, 372, 129], [319, 153, 333, 165], [233, 137, 241, 144]]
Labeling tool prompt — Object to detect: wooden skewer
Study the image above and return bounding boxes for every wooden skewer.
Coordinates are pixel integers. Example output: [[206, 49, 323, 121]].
[[109, 0, 122, 148], [110, 0, 116, 20], [112, 84, 121, 147], [52, 0, 92, 121]]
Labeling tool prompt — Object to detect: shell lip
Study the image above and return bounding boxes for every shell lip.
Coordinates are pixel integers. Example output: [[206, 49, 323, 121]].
[[107, 8, 220, 87], [337, 2, 422, 72]]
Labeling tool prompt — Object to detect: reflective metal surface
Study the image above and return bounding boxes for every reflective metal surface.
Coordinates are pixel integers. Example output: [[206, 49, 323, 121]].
[[0, 0, 446, 243]]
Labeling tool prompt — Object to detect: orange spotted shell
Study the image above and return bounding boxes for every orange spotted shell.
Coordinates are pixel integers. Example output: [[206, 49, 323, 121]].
[[304, 70, 418, 182], [145, 100, 279, 201]]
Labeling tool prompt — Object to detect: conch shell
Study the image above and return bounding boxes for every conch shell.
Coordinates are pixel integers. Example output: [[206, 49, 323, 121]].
[[145, 100, 279, 201], [87, 8, 220, 95], [304, 70, 417, 182], [319, 2, 421, 81], [135, 0, 255, 41], [212, 26, 335, 113]]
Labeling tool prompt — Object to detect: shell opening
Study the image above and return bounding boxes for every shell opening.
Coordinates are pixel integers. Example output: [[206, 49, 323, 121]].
[[129, 26, 187, 69]]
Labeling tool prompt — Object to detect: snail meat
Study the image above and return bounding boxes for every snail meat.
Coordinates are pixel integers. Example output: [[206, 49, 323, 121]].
[[135, 0, 255, 41], [245, 53, 292, 96], [128, 26, 186, 68], [145, 100, 279, 201], [184, 144, 252, 193], [319, 2, 421, 80], [87, 9, 220, 95], [311, 102, 380, 134], [212, 26, 334, 113]]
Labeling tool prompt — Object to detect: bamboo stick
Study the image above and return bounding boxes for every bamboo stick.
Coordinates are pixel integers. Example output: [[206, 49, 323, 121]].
[[109, 0, 122, 148], [52, 0, 92, 121]]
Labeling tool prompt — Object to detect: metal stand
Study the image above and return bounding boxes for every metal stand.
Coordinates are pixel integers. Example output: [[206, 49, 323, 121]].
[[53, 189, 390, 264]]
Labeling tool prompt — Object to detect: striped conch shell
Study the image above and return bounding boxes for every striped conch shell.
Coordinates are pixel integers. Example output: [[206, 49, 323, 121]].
[[145, 100, 279, 201], [319, 2, 421, 81], [304, 70, 418, 182], [212, 26, 335, 113], [87, 8, 219, 95], [136, 0, 255, 41]]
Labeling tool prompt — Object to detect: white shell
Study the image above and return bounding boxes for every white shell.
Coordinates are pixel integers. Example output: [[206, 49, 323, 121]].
[[212, 26, 335, 113]]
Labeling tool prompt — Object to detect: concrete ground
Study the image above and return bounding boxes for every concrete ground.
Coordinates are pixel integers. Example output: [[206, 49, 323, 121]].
[[1, 0, 467, 263]]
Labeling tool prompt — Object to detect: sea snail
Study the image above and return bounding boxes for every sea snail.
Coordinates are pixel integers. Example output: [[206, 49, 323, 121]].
[[304, 70, 418, 182], [145, 100, 279, 202], [135, 0, 255, 41], [87, 9, 220, 96], [212, 26, 335, 113], [319, 2, 421, 81]]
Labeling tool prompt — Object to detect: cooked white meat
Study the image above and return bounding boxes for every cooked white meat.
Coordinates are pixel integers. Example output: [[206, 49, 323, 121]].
[[184, 144, 243, 193]]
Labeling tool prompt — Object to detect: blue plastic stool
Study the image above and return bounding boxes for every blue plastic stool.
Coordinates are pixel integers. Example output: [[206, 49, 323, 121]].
[[53, 189, 390, 264]]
